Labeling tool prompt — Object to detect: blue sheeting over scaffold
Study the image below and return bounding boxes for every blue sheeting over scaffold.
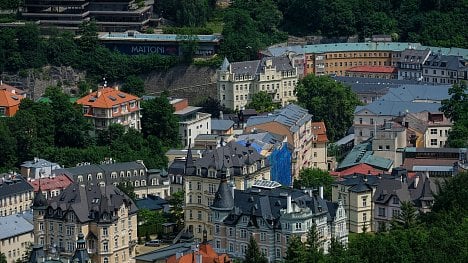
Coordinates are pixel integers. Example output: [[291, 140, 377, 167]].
[[269, 143, 292, 187]]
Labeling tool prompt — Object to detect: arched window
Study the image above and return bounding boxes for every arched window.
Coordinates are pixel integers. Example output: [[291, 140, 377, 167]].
[[104, 257, 108, 263]]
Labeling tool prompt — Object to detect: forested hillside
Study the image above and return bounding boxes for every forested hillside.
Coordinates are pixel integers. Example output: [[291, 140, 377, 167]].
[[277, 0, 467, 48]]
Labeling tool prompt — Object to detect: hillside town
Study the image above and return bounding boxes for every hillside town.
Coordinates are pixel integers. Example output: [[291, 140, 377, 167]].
[[0, 1, 468, 263]]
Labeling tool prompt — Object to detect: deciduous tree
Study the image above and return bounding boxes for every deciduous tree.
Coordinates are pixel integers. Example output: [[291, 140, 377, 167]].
[[141, 95, 180, 148], [245, 91, 278, 113], [294, 168, 335, 199], [296, 75, 361, 141]]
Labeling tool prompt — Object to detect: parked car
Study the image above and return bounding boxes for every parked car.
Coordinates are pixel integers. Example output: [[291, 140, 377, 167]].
[[145, 239, 161, 247]]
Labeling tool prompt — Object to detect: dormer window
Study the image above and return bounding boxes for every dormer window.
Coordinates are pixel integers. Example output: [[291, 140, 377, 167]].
[[196, 168, 201, 175], [208, 170, 216, 178]]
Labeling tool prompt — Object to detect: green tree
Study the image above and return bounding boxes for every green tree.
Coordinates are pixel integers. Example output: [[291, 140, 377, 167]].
[[440, 82, 468, 147], [0, 252, 7, 263], [285, 235, 307, 263], [296, 75, 361, 141], [78, 20, 99, 53], [245, 91, 278, 113], [122, 75, 145, 97], [326, 238, 347, 263], [117, 181, 136, 200], [175, 0, 210, 27], [0, 121, 18, 170], [46, 86, 92, 148], [96, 123, 126, 146], [294, 168, 335, 199], [138, 209, 167, 237], [306, 224, 324, 263], [391, 201, 419, 230], [244, 235, 268, 263], [168, 191, 185, 228], [141, 95, 180, 148]]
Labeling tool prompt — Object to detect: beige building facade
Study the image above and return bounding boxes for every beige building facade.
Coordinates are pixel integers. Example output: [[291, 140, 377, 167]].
[[217, 57, 298, 111], [0, 213, 34, 263], [332, 174, 380, 233], [32, 183, 138, 263], [183, 142, 271, 241], [0, 174, 34, 217]]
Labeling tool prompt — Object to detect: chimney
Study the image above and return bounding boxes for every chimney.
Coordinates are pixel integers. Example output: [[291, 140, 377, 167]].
[[414, 175, 420, 188], [286, 194, 292, 213], [114, 86, 119, 91], [319, 186, 324, 199], [219, 111, 224, 120], [97, 90, 102, 97], [11, 89, 15, 94]]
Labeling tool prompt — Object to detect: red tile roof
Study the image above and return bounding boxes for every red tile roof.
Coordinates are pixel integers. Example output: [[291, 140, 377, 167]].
[[0, 88, 24, 116], [29, 175, 73, 192], [166, 243, 231, 263], [346, 66, 397, 74], [311, 121, 328, 142], [77, 87, 139, 109], [331, 163, 384, 177]]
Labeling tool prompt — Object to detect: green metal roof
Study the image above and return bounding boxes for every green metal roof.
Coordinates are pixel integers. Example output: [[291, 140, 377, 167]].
[[303, 42, 422, 54], [338, 141, 393, 171]]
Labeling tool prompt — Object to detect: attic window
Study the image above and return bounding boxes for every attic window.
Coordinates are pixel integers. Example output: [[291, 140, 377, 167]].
[[118, 93, 126, 98], [108, 96, 117, 101], [11, 95, 19, 100], [88, 97, 96, 102]]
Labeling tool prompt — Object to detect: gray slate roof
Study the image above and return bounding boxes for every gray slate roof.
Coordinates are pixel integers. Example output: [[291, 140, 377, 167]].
[[246, 104, 311, 133], [53, 161, 146, 184], [333, 173, 385, 193], [355, 84, 451, 115], [0, 211, 34, 240], [399, 49, 431, 65], [0, 174, 34, 199], [46, 183, 138, 224], [189, 141, 268, 178], [211, 119, 235, 131], [227, 56, 294, 75], [423, 54, 466, 70], [222, 188, 330, 227], [332, 76, 421, 94]]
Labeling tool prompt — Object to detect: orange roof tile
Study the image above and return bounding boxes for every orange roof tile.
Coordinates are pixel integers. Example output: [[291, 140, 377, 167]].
[[346, 66, 397, 74], [0, 89, 23, 108], [331, 163, 384, 177], [311, 121, 328, 142], [166, 243, 231, 263], [76, 87, 139, 109]]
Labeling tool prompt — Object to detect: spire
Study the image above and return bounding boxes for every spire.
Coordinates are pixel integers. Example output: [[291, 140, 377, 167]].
[[211, 156, 234, 211], [220, 57, 230, 71], [186, 146, 194, 168], [32, 180, 47, 209], [185, 146, 195, 175]]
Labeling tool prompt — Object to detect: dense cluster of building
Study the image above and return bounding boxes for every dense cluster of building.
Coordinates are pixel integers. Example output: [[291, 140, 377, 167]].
[[1, 31, 467, 263]]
